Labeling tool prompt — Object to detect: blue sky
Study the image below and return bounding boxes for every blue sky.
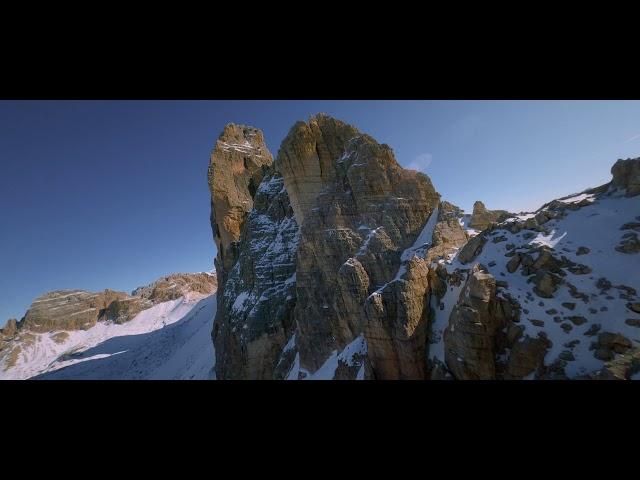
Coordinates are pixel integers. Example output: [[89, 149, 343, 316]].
[[1, 100, 639, 325]]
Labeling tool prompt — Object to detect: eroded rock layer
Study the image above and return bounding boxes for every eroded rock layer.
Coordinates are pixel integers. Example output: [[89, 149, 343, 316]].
[[208, 124, 273, 282], [276, 114, 441, 377]]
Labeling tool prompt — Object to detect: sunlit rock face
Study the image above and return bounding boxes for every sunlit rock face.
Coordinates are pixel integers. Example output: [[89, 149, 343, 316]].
[[208, 124, 273, 284], [208, 116, 640, 381], [275, 114, 440, 378], [468, 201, 511, 231], [610, 157, 640, 197]]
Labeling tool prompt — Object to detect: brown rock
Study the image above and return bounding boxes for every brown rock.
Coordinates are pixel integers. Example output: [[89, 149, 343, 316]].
[[506, 254, 521, 273], [457, 233, 487, 265], [627, 302, 640, 314], [468, 201, 511, 231], [0, 319, 17, 339], [444, 266, 516, 379], [610, 157, 640, 197], [567, 315, 587, 326], [208, 124, 273, 281], [212, 171, 299, 380], [275, 114, 440, 376]]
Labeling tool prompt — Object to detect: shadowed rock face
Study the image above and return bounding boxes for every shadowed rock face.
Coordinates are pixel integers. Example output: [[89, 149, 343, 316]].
[[207, 118, 640, 381], [208, 123, 300, 379], [19, 289, 150, 332], [204, 122, 303, 379], [208, 115, 443, 379], [425, 201, 469, 264], [275, 114, 441, 376], [443, 265, 546, 380]]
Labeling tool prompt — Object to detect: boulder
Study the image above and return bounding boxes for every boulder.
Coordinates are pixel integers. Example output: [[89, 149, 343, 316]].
[[610, 157, 640, 197]]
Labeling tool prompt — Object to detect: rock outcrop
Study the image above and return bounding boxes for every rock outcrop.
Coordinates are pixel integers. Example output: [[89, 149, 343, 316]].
[[468, 201, 511, 231], [610, 157, 640, 197], [444, 266, 507, 379], [209, 114, 442, 379], [19, 289, 150, 332], [208, 124, 273, 283], [425, 201, 469, 263], [212, 170, 299, 379], [443, 265, 550, 380], [132, 272, 217, 303], [1, 272, 218, 374], [208, 124, 299, 380], [276, 114, 440, 378], [0, 319, 17, 339]]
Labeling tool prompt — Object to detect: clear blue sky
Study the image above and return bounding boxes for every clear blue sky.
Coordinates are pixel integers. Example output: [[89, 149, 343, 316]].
[[1, 100, 639, 325]]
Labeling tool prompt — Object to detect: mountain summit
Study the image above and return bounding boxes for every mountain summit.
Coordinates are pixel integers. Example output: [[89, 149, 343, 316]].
[[208, 115, 640, 380]]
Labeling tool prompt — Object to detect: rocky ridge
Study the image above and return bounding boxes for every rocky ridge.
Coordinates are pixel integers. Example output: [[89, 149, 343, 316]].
[[468, 201, 512, 231], [208, 114, 640, 380], [0, 272, 217, 373]]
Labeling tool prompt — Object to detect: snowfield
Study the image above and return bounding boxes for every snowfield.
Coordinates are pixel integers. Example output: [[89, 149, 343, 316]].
[[430, 191, 640, 378], [0, 294, 217, 380]]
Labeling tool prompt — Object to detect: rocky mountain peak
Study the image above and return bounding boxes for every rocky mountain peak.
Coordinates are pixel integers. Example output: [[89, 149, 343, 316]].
[[132, 272, 217, 303], [0, 319, 17, 339], [610, 157, 640, 197], [275, 114, 365, 225], [210, 114, 444, 379], [207, 115, 640, 381], [208, 123, 273, 281], [469, 200, 512, 231]]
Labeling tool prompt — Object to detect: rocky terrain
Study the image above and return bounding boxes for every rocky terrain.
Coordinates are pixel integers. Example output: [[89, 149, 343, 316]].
[[468, 201, 512, 231], [3, 114, 638, 381], [0, 272, 217, 379], [209, 114, 640, 380]]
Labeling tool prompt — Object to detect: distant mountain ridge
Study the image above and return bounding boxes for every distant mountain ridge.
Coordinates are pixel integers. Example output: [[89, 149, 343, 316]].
[[0, 272, 217, 379]]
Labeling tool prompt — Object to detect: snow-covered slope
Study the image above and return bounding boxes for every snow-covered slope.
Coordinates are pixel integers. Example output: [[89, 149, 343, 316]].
[[429, 189, 640, 379], [0, 294, 217, 380]]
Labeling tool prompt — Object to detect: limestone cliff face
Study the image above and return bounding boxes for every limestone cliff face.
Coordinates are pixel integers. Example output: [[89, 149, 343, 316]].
[[442, 265, 541, 380], [208, 124, 273, 283], [208, 119, 640, 381], [8, 272, 218, 335], [275, 114, 441, 378], [209, 115, 444, 379], [208, 123, 300, 379], [19, 289, 151, 332]]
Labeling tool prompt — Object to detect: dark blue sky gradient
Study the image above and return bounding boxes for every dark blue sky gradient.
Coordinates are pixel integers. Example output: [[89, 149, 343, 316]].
[[1, 100, 639, 324]]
